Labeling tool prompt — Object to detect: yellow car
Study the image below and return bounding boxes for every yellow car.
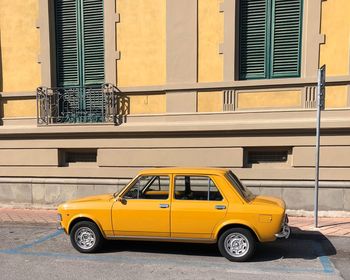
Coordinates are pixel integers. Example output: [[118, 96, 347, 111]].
[[57, 168, 290, 262]]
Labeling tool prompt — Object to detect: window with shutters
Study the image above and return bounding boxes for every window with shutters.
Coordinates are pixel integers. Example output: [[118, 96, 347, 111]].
[[55, 0, 105, 88], [239, 0, 303, 80]]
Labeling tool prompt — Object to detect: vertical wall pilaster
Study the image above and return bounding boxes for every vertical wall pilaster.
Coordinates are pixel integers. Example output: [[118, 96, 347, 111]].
[[38, 0, 55, 87], [166, 0, 198, 113], [104, 0, 119, 85], [302, 0, 324, 78], [222, 0, 236, 81]]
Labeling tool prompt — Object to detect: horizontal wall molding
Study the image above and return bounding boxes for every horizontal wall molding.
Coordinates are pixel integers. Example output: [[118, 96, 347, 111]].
[[0, 177, 349, 189], [0, 177, 130, 185], [0, 167, 350, 181], [1, 109, 350, 137], [2, 117, 37, 126], [243, 180, 350, 189], [0, 92, 36, 98], [2, 135, 350, 149], [118, 76, 350, 94], [0, 76, 348, 99]]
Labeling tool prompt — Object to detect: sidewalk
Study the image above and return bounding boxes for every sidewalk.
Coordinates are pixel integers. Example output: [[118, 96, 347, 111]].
[[0, 207, 349, 237]]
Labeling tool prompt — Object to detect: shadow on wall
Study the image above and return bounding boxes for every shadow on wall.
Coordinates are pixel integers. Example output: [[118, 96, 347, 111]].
[[116, 94, 130, 125]]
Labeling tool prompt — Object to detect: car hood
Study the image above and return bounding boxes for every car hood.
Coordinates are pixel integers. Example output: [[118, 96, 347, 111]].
[[250, 195, 286, 210], [67, 194, 114, 204]]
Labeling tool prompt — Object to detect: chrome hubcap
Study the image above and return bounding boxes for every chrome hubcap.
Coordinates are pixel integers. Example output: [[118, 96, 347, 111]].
[[224, 233, 249, 257], [75, 227, 96, 250]]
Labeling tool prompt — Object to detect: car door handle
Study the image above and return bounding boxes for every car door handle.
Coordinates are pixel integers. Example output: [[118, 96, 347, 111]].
[[159, 204, 169, 208], [215, 205, 226, 210]]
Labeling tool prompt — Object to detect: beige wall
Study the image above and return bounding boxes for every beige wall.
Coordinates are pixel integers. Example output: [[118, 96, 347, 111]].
[[98, 148, 243, 167], [293, 146, 350, 167], [128, 93, 166, 114], [320, 0, 350, 76], [2, 98, 37, 118], [197, 91, 223, 112], [116, 0, 166, 87], [0, 149, 57, 166], [198, 0, 224, 83], [236, 90, 302, 110], [0, 0, 41, 92], [325, 86, 348, 109], [0, 0, 349, 120]]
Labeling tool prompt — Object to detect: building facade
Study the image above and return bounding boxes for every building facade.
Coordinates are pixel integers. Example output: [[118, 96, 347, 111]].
[[0, 0, 349, 211]]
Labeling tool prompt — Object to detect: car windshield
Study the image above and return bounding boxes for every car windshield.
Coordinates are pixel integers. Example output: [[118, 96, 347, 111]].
[[225, 171, 255, 201]]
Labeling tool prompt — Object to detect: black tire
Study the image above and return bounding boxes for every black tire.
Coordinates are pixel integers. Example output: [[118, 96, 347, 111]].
[[70, 221, 104, 253], [218, 227, 255, 262]]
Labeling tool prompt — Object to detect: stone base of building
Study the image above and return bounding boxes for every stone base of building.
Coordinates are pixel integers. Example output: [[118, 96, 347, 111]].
[[1, 177, 349, 211]]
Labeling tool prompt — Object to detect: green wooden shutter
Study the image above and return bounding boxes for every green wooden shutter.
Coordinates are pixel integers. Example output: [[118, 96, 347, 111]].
[[81, 0, 105, 86], [239, 0, 268, 80], [55, 0, 104, 88], [55, 0, 80, 87], [270, 0, 303, 78], [239, 0, 303, 80], [81, 0, 105, 121]]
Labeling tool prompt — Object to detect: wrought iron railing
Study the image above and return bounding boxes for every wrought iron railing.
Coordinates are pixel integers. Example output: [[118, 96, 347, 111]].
[[36, 84, 125, 125]]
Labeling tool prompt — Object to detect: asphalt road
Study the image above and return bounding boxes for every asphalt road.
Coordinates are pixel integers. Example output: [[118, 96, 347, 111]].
[[0, 223, 348, 280]]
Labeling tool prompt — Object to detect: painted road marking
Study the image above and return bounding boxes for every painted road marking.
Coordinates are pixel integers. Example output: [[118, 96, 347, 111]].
[[0, 230, 336, 275]]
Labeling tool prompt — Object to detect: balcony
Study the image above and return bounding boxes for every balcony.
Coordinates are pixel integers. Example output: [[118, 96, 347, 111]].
[[36, 84, 124, 125]]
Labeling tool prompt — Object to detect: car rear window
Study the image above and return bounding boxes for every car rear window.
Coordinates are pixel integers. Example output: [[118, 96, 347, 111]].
[[226, 171, 255, 201]]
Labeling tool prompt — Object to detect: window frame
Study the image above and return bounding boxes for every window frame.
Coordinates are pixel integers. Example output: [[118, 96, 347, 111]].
[[121, 174, 170, 201], [54, 0, 105, 88], [173, 175, 225, 202], [238, 0, 303, 80]]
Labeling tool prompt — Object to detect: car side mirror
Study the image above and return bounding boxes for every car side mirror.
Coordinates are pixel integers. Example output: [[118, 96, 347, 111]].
[[117, 197, 127, 205]]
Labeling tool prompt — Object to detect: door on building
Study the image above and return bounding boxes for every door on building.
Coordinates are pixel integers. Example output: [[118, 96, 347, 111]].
[[54, 0, 105, 123]]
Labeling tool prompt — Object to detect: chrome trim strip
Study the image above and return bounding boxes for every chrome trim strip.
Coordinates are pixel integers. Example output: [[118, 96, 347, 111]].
[[105, 235, 216, 244]]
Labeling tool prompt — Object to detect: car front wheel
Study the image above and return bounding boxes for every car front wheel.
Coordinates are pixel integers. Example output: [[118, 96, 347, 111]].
[[218, 227, 255, 262], [70, 221, 104, 253]]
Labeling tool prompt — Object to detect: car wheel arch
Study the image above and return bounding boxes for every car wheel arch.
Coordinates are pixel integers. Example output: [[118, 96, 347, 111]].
[[68, 215, 105, 238], [215, 222, 261, 242]]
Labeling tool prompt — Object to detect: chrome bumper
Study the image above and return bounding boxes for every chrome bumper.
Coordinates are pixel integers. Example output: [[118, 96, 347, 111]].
[[57, 213, 63, 230], [275, 215, 291, 239]]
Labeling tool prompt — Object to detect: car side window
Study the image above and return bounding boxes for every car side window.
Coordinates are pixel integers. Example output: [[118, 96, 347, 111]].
[[174, 176, 223, 201], [123, 175, 169, 200]]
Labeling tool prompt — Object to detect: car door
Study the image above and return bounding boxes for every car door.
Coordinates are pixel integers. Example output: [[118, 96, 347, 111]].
[[112, 175, 171, 237], [171, 175, 228, 239]]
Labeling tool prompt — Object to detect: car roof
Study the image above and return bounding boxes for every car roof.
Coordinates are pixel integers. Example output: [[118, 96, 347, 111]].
[[138, 167, 229, 176]]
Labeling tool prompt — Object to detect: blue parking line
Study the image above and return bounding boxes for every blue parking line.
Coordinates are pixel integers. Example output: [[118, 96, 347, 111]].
[[319, 256, 334, 274], [0, 230, 335, 275], [0, 249, 333, 275], [311, 240, 335, 274], [0, 229, 63, 254]]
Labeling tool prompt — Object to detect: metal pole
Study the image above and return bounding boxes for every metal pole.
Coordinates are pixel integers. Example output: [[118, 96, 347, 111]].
[[314, 67, 323, 228]]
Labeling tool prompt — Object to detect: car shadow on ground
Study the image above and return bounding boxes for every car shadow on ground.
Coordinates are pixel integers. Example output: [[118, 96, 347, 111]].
[[98, 227, 337, 262]]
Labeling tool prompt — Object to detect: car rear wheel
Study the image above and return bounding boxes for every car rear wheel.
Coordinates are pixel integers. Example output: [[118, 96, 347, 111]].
[[70, 221, 104, 253], [218, 228, 255, 262]]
